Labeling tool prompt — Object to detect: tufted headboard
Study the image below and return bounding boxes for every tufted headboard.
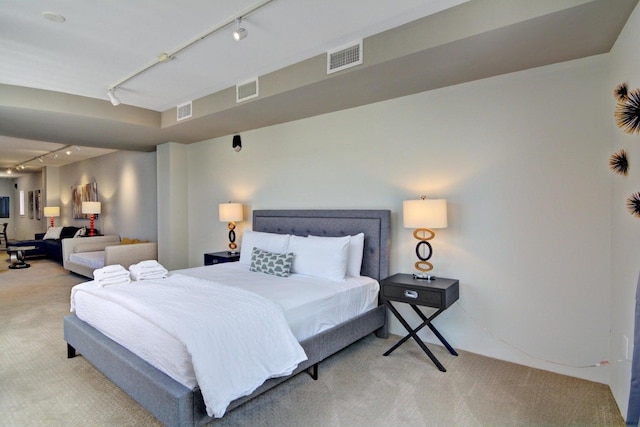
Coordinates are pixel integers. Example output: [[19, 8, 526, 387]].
[[252, 210, 390, 281]]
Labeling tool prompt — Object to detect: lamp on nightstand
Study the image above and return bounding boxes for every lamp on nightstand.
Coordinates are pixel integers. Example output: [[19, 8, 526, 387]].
[[82, 201, 101, 236], [219, 202, 243, 254], [43, 206, 60, 228], [403, 196, 447, 280]]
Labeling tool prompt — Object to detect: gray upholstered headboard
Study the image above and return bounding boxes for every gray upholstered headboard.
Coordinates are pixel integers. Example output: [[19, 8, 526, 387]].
[[252, 210, 390, 281]]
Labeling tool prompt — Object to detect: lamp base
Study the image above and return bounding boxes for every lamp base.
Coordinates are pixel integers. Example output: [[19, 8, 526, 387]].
[[413, 273, 436, 281]]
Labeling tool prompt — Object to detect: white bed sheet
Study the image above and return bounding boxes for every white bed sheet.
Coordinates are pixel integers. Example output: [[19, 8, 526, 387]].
[[71, 262, 379, 389]]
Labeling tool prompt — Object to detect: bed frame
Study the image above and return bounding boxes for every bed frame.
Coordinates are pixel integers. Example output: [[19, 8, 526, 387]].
[[64, 209, 390, 426]]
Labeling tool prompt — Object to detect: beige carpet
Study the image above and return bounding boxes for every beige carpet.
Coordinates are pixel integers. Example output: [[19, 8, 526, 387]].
[[0, 259, 625, 426]]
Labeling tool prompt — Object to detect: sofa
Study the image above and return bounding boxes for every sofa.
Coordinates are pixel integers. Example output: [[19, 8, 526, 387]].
[[12, 226, 85, 263], [62, 235, 158, 278]]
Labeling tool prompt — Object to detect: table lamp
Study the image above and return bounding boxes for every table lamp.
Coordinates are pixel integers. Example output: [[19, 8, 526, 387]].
[[403, 196, 447, 280], [43, 206, 60, 228], [219, 202, 243, 253], [82, 201, 101, 236]]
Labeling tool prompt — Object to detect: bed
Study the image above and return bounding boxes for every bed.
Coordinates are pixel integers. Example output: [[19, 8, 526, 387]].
[[64, 209, 390, 426]]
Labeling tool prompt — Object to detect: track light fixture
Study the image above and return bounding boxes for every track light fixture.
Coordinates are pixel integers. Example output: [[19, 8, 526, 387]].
[[107, 88, 121, 106], [5, 144, 79, 174], [232, 134, 242, 152], [233, 18, 247, 41]]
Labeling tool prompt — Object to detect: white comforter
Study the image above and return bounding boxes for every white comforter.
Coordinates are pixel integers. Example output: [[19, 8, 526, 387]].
[[70, 274, 307, 418]]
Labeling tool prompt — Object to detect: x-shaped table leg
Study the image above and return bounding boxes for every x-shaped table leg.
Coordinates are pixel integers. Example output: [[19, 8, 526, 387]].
[[383, 301, 457, 372]]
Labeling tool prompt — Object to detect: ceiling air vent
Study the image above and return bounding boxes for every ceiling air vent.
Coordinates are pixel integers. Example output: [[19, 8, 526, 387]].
[[327, 40, 363, 74], [236, 78, 259, 103], [176, 101, 192, 121]]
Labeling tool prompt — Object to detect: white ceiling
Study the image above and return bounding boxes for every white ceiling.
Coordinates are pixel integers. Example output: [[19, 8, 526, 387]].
[[0, 0, 638, 178], [0, 0, 467, 111]]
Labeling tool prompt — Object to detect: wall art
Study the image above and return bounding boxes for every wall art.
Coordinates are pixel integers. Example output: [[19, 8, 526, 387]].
[[72, 182, 98, 219], [28, 190, 34, 219], [35, 189, 41, 220]]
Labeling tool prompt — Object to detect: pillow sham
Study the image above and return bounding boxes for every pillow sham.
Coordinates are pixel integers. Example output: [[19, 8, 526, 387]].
[[239, 230, 291, 265], [309, 233, 364, 277], [250, 247, 294, 277], [288, 234, 350, 281], [43, 226, 63, 240]]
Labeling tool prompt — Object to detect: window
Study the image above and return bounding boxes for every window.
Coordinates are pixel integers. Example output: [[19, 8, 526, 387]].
[[0, 196, 9, 218]]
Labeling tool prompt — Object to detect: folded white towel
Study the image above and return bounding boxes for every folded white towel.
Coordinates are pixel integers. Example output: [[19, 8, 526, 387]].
[[94, 264, 128, 281], [99, 264, 126, 274], [129, 260, 168, 281], [136, 260, 160, 269], [97, 275, 131, 287], [130, 268, 168, 281]]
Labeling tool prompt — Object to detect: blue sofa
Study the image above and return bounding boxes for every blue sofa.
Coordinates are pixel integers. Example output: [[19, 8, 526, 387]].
[[13, 226, 86, 263]]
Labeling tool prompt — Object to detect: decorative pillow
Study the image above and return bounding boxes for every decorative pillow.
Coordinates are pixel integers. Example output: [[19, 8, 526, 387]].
[[60, 226, 81, 239], [250, 247, 294, 277], [239, 230, 291, 265], [309, 233, 364, 277], [121, 237, 149, 244], [73, 228, 85, 238], [287, 235, 350, 281], [43, 226, 63, 240]]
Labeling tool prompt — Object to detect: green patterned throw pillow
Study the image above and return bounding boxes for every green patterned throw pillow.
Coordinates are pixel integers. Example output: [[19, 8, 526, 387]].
[[250, 247, 294, 277]]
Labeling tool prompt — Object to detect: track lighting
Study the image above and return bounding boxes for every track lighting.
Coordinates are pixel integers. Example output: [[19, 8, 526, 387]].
[[233, 18, 247, 41], [7, 144, 78, 173], [107, 88, 121, 106]]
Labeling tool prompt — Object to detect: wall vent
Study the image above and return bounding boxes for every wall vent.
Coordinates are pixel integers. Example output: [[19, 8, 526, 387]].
[[236, 78, 259, 103], [327, 40, 363, 74], [176, 101, 192, 121]]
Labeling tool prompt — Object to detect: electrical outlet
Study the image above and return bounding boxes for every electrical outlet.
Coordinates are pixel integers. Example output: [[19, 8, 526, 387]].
[[624, 335, 630, 361]]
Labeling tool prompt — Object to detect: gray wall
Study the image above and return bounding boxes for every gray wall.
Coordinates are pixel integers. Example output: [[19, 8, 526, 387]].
[[56, 150, 157, 241], [7, 171, 45, 240]]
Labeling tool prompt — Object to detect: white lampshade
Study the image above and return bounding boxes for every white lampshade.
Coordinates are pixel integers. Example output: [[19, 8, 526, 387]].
[[403, 198, 447, 229], [43, 206, 60, 217], [219, 202, 243, 222], [82, 201, 101, 215]]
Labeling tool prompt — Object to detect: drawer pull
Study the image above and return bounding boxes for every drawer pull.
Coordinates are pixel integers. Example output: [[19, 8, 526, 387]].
[[404, 290, 418, 299]]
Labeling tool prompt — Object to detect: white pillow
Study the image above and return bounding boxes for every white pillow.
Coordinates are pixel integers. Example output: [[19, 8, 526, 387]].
[[73, 227, 85, 238], [43, 226, 63, 240], [239, 230, 291, 265], [288, 235, 350, 281], [309, 233, 364, 277]]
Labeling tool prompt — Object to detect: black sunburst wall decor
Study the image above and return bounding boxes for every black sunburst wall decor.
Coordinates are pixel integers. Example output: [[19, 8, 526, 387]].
[[615, 83, 640, 134], [628, 193, 640, 218], [612, 83, 640, 219], [610, 149, 629, 175]]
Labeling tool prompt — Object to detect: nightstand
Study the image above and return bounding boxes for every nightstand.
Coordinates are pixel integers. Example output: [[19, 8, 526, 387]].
[[381, 273, 459, 372], [204, 251, 240, 265]]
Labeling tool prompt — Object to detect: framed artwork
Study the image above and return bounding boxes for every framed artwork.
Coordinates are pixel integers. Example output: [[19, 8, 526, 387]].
[[28, 190, 34, 219], [35, 190, 41, 220], [72, 182, 98, 219]]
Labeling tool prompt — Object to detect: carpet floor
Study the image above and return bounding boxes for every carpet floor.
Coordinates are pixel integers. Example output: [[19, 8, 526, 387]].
[[0, 259, 625, 426]]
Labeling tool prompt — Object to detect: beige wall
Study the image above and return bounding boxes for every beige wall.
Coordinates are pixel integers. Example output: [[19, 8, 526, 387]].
[[179, 53, 612, 386], [608, 2, 640, 417]]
